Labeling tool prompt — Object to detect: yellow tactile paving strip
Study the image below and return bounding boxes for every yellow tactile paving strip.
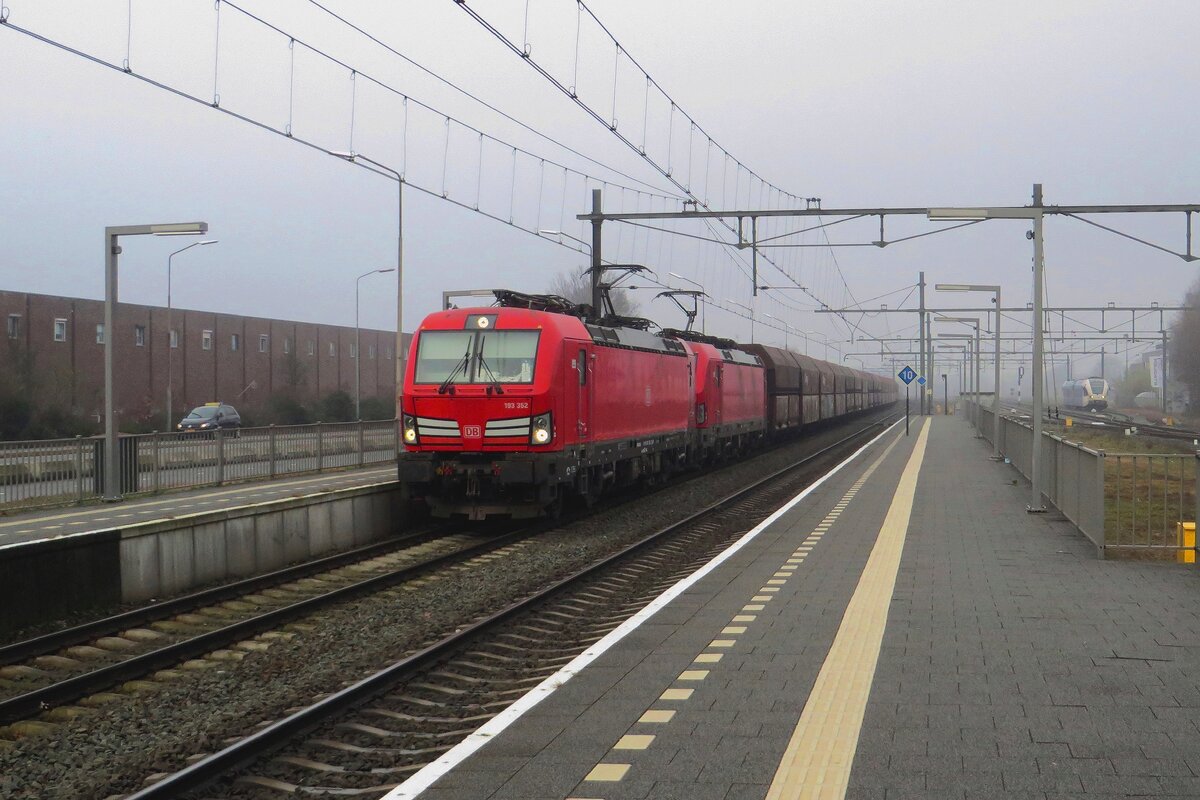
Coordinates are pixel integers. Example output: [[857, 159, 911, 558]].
[[766, 418, 930, 799], [568, 428, 911, 797]]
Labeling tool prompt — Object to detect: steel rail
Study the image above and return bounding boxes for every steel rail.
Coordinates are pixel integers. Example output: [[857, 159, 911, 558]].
[[0, 528, 532, 725], [125, 413, 897, 799], [0, 527, 447, 667]]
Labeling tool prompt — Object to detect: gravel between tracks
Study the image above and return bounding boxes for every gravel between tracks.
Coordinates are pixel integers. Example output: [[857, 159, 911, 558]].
[[0, 414, 891, 799]]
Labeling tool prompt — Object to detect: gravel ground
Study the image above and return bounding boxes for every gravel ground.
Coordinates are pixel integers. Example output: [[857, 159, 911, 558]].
[[0, 412, 893, 799]]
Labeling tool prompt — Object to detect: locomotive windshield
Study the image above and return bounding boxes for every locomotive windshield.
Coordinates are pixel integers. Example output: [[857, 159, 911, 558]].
[[414, 330, 539, 385]]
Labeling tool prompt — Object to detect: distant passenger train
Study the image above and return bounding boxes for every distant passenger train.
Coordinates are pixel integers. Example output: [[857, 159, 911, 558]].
[[1061, 377, 1109, 411]]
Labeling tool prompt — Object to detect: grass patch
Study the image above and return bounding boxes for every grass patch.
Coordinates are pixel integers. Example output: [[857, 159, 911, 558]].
[[1103, 453, 1195, 549], [1055, 426, 1196, 455]]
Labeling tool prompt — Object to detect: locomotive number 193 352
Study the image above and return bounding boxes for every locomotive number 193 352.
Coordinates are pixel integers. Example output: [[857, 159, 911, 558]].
[[504, 401, 530, 410]]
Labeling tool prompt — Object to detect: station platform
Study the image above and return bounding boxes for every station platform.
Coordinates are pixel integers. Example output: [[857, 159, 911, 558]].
[[0, 465, 394, 547], [388, 415, 1200, 800]]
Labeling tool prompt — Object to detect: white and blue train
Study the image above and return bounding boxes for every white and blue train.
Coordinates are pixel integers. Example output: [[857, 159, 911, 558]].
[[1061, 377, 1110, 411]]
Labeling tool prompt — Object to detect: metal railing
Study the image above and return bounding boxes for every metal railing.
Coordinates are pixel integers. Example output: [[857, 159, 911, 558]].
[[0, 420, 399, 512], [967, 399, 1199, 555], [1106, 452, 1197, 550]]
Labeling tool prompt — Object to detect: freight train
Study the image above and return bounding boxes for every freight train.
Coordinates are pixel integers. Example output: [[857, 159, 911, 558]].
[[397, 291, 896, 519], [1061, 377, 1110, 411]]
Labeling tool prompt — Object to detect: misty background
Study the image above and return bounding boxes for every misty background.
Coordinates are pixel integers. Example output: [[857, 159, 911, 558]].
[[2, 0, 1198, 391]]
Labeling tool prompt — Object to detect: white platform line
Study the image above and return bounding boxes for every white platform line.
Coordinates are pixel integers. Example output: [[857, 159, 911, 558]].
[[382, 418, 904, 800]]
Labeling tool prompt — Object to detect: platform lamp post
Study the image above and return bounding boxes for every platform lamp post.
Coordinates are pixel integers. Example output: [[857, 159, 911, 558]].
[[936, 343, 967, 416], [166, 239, 218, 431], [355, 268, 396, 420], [937, 320, 981, 433], [935, 284, 1003, 460], [331, 151, 404, 418], [105, 222, 209, 501], [938, 336, 974, 417], [931, 191, 1046, 511], [669, 272, 706, 333]]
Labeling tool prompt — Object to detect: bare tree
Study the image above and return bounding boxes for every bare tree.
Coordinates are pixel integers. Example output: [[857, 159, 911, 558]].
[[547, 269, 640, 316], [1170, 276, 1200, 412]]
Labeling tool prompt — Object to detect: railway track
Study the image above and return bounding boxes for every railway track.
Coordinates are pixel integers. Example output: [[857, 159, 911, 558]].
[[1005, 402, 1200, 443], [0, 526, 532, 733], [118, 413, 898, 799]]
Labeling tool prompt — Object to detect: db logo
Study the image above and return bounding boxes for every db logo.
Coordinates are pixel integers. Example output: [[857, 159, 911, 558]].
[[462, 425, 482, 438]]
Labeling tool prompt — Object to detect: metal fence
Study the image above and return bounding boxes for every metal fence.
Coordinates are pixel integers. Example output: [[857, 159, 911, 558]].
[[968, 399, 1198, 556], [0, 420, 399, 512]]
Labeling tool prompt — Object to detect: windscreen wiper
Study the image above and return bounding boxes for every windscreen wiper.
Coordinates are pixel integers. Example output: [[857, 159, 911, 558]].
[[476, 336, 504, 395], [438, 342, 473, 394]]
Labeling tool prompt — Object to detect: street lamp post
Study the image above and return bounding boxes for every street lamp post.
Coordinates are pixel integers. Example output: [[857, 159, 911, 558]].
[[801, 331, 830, 360], [332, 152, 404, 417], [725, 298, 755, 343], [935, 283, 1003, 461], [539, 229, 592, 252], [763, 313, 799, 350], [166, 240, 217, 431], [356, 268, 396, 419], [105, 222, 209, 500], [669, 272, 706, 333]]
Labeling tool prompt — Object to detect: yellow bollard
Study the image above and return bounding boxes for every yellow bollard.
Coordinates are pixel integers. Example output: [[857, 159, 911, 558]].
[[1065, 417, 1073, 428], [1177, 522, 1196, 564]]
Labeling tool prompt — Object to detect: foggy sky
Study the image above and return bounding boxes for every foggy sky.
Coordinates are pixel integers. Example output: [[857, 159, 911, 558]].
[[2, 0, 1197, 383]]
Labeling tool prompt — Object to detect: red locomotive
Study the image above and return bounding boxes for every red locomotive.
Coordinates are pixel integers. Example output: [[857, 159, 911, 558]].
[[398, 290, 895, 519]]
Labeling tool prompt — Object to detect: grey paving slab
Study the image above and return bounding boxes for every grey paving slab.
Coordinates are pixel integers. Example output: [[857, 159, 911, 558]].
[[851, 415, 1200, 797], [412, 415, 1200, 800], [417, 421, 919, 799]]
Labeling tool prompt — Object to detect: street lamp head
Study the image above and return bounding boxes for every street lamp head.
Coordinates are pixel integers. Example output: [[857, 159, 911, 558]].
[[150, 222, 208, 236], [935, 283, 1000, 293], [377, 268, 396, 274], [198, 239, 218, 246]]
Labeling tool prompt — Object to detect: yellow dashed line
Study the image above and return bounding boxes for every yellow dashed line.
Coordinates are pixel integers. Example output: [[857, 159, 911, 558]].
[[571, 427, 912, 798], [766, 420, 930, 800], [614, 735, 655, 750], [584, 764, 630, 781]]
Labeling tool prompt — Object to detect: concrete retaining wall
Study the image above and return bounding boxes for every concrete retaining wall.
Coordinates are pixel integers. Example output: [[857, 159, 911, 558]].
[[0, 482, 401, 635]]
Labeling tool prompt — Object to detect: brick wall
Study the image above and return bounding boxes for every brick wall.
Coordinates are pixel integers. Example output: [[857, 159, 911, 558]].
[[0, 290, 406, 426]]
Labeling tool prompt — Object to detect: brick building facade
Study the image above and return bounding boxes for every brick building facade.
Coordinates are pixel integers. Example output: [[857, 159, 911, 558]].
[[0, 290, 405, 426]]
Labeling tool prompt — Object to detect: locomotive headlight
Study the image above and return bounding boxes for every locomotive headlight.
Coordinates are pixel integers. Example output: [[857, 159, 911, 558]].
[[402, 415, 419, 444], [531, 412, 552, 444]]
